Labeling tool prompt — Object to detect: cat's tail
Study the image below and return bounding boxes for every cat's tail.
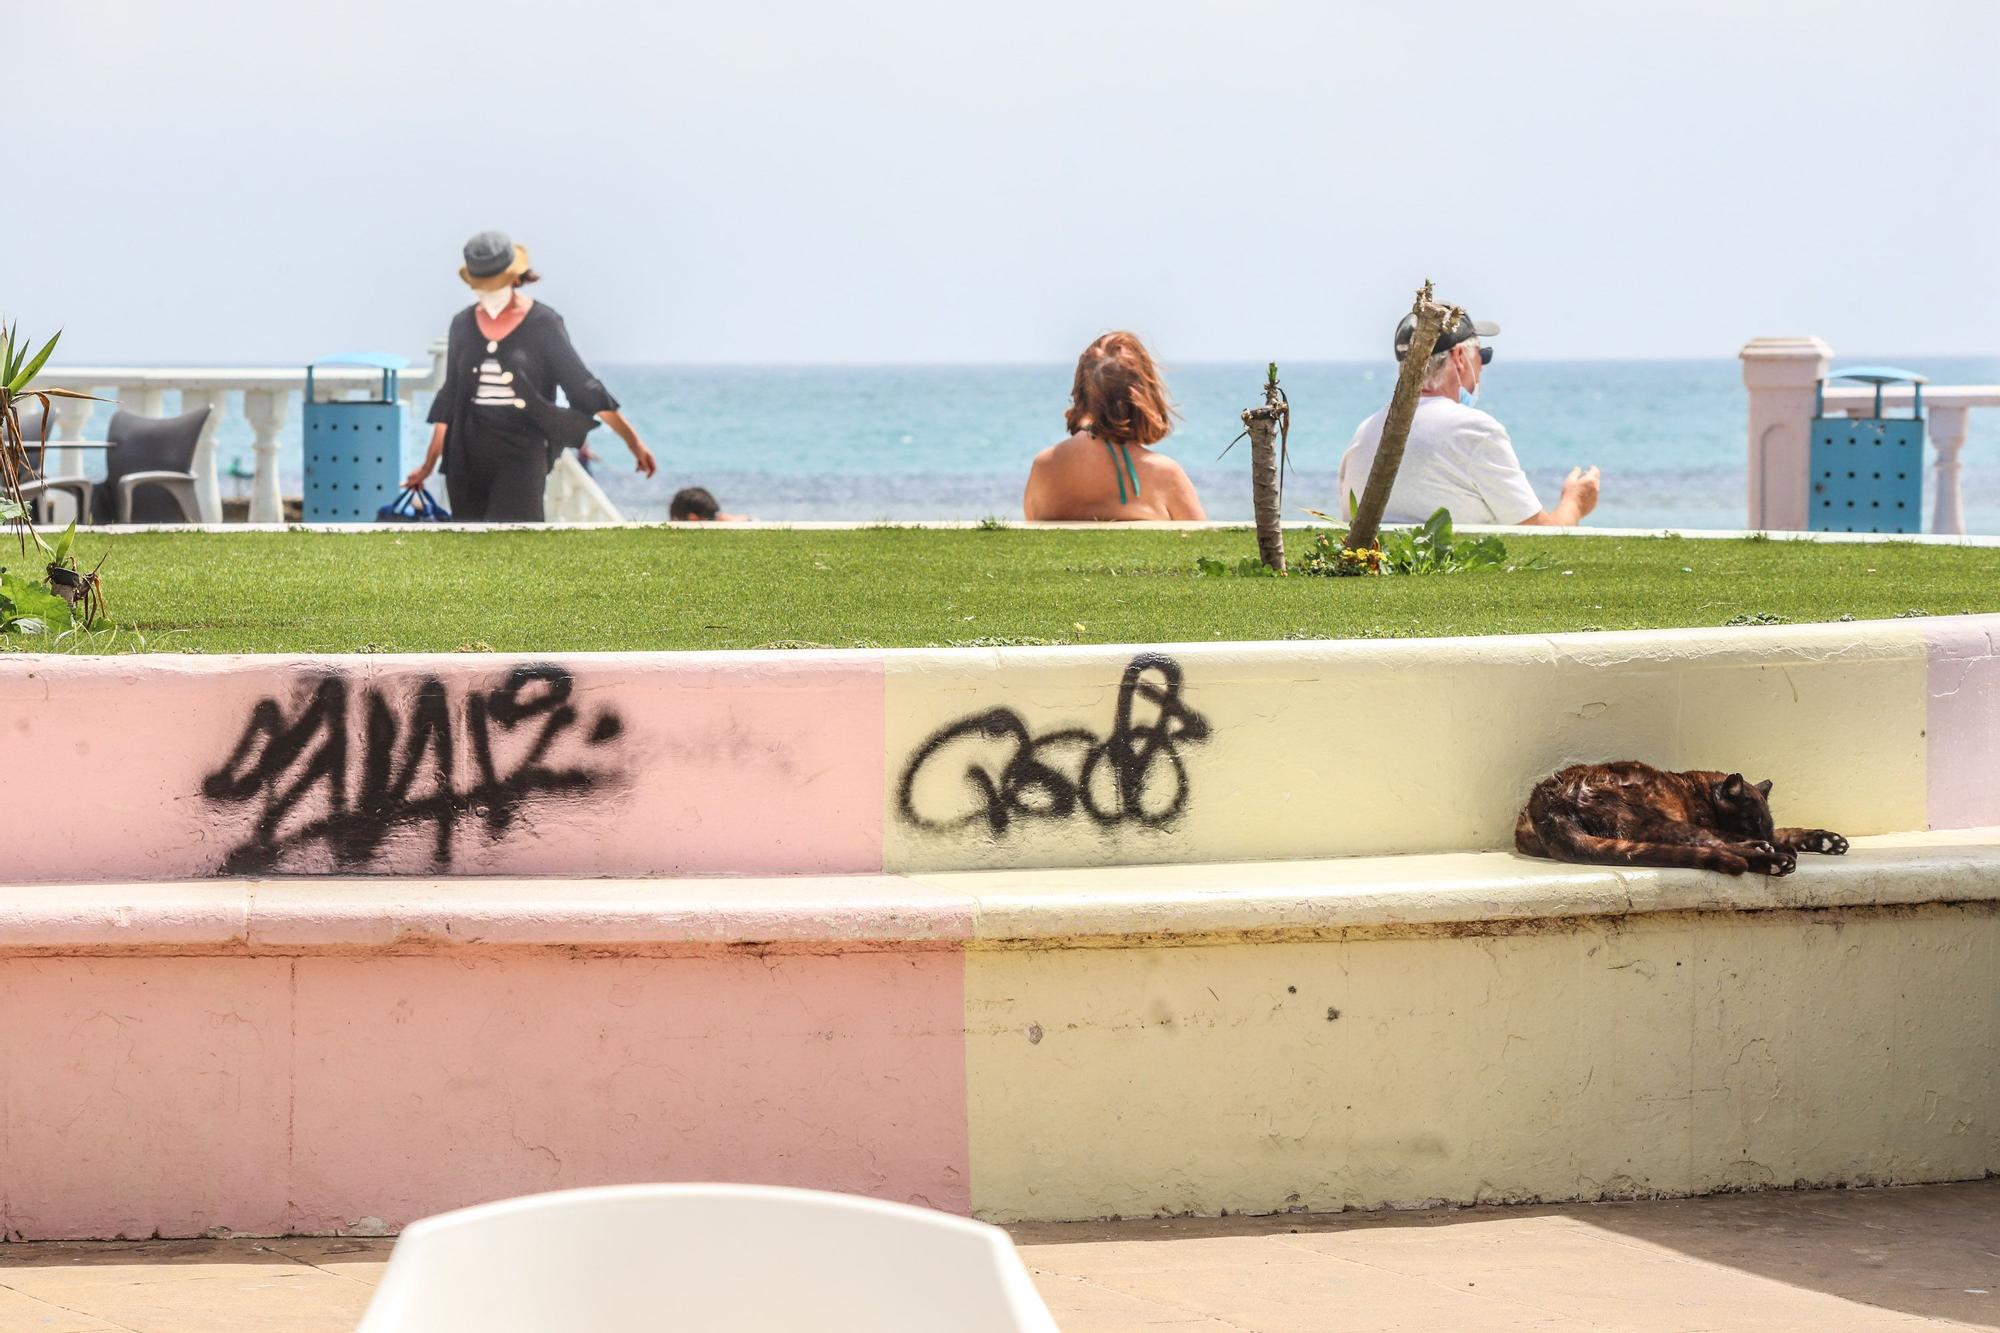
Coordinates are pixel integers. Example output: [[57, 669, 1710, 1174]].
[[1523, 789, 1750, 875]]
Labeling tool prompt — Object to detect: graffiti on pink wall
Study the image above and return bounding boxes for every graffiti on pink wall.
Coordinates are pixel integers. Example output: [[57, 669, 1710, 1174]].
[[895, 652, 1211, 836], [201, 664, 627, 873]]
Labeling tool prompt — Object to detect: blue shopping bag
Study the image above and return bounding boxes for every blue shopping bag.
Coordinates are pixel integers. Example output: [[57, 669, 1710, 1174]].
[[377, 486, 451, 523]]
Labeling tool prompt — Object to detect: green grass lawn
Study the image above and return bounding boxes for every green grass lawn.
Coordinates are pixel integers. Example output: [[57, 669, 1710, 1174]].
[[12, 527, 1994, 654]]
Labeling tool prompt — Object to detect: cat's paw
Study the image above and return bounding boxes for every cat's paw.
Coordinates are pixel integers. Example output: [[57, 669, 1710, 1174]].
[[1799, 830, 1848, 856], [1742, 841, 1797, 876]]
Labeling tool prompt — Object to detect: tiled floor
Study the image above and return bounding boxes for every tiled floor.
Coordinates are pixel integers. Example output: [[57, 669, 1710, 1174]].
[[0, 1182, 1993, 1331]]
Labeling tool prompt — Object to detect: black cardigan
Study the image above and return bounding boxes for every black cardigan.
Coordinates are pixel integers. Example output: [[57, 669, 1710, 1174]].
[[427, 302, 619, 472]]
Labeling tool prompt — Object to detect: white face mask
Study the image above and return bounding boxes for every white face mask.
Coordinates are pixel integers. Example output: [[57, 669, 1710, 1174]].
[[476, 286, 515, 318]]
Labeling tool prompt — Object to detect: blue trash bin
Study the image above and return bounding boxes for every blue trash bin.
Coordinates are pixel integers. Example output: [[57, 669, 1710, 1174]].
[[303, 353, 409, 522], [1808, 366, 1926, 534]]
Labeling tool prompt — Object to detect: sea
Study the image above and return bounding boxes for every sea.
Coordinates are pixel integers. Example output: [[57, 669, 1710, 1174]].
[[207, 356, 2000, 531]]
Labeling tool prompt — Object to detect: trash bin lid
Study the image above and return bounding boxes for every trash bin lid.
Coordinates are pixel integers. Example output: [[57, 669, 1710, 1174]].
[[1826, 365, 1927, 385], [308, 352, 412, 371]]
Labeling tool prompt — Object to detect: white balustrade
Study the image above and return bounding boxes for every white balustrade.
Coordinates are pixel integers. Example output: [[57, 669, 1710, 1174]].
[[544, 450, 625, 523], [241, 387, 289, 524], [1740, 337, 2000, 535], [31, 342, 625, 525], [184, 388, 229, 522]]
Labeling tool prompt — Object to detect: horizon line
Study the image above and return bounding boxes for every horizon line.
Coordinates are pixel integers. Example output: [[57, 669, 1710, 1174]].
[[56, 350, 2000, 372]]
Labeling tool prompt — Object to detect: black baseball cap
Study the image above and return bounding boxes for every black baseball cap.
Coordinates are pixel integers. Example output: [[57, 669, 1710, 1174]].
[[1394, 311, 1499, 364]]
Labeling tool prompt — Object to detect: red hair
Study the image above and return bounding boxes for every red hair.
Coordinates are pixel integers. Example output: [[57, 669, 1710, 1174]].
[[1065, 332, 1176, 447]]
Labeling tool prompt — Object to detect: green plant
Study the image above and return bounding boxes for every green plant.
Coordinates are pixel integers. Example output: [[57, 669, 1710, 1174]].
[[0, 523, 107, 637], [1298, 507, 1512, 576], [1194, 554, 1281, 579], [0, 324, 92, 546], [0, 565, 71, 636]]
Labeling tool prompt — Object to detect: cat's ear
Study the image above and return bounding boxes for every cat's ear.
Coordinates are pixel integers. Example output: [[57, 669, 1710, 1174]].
[[1719, 773, 1747, 798], [1755, 779, 1773, 798]]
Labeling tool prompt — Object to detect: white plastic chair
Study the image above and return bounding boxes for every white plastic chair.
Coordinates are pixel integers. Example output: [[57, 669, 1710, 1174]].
[[355, 1184, 1060, 1332]]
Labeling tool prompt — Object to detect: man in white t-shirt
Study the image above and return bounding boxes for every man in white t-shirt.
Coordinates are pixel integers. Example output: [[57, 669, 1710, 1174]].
[[1336, 311, 1600, 526]]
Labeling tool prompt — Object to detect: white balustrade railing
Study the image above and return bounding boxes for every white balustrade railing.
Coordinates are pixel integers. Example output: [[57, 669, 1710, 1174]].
[[1741, 337, 1998, 535], [31, 341, 621, 525]]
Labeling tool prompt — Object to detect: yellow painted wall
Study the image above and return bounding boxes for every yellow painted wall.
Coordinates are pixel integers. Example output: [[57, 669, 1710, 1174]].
[[964, 905, 2000, 1220], [884, 625, 1929, 873]]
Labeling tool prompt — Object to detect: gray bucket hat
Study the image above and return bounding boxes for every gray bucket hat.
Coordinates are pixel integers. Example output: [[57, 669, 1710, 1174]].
[[459, 231, 532, 290]]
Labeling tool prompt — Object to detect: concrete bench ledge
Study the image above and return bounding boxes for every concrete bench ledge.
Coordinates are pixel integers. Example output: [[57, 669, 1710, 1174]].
[[8, 615, 2000, 885], [5, 828, 1996, 957]]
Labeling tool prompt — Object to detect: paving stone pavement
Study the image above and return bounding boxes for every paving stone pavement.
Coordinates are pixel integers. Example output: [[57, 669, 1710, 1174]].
[[0, 1182, 1992, 1331]]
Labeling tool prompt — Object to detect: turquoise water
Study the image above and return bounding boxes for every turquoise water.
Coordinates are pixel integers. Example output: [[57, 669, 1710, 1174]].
[[197, 355, 2000, 529]]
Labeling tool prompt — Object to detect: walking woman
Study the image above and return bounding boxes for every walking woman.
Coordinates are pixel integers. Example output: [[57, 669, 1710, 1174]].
[[1022, 331, 1206, 521], [407, 231, 656, 520]]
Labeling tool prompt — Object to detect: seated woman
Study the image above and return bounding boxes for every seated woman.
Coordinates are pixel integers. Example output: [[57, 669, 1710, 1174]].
[[1023, 332, 1206, 521]]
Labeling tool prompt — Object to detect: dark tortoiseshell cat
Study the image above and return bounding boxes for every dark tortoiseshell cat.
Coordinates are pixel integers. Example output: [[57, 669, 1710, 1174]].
[[1517, 761, 1848, 876]]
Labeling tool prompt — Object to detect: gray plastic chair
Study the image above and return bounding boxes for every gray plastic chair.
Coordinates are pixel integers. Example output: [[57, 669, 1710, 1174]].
[[99, 406, 208, 525], [117, 470, 200, 524], [8, 406, 95, 525], [18, 476, 95, 525]]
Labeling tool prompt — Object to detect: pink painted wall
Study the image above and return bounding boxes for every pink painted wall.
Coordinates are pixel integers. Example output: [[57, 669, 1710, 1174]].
[[1927, 620, 2000, 830], [0, 948, 969, 1240], [0, 653, 885, 882]]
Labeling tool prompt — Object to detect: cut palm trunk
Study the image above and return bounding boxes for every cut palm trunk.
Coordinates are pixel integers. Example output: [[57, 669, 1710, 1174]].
[[1345, 282, 1457, 558], [1241, 362, 1290, 572]]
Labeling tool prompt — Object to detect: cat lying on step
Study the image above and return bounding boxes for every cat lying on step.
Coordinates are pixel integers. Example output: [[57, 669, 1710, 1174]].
[[1516, 760, 1848, 876]]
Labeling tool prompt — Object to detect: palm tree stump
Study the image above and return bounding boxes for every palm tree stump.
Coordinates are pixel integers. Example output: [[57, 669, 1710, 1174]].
[[1242, 362, 1290, 572], [1344, 282, 1459, 560]]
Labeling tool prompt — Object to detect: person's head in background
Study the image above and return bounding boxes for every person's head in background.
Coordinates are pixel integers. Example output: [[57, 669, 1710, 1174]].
[[1395, 312, 1497, 406], [669, 486, 746, 521], [1066, 331, 1177, 448]]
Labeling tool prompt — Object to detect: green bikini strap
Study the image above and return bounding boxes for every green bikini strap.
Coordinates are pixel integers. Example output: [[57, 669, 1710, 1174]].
[[1101, 437, 1141, 505]]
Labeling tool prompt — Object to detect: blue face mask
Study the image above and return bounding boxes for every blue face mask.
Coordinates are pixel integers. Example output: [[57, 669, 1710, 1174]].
[[1455, 345, 1484, 406]]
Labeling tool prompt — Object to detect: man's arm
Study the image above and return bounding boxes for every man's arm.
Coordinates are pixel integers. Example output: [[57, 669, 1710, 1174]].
[[1463, 420, 1600, 526], [1519, 467, 1600, 526]]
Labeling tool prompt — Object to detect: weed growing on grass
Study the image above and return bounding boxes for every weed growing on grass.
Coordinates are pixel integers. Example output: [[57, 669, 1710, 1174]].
[[1297, 507, 1514, 576], [1726, 612, 1791, 626], [1200, 509, 1516, 578], [1195, 555, 1279, 579]]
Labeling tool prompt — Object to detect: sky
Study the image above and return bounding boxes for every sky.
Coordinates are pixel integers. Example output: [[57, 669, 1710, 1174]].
[[13, 0, 2000, 366]]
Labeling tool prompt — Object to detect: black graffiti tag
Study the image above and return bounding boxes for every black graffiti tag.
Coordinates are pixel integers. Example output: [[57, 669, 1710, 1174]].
[[201, 664, 625, 873], [897, 653, 1211, 836]]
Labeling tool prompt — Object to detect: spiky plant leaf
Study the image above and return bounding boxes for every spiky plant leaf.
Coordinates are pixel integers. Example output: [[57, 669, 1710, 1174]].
[[6, 330, 60, 394]]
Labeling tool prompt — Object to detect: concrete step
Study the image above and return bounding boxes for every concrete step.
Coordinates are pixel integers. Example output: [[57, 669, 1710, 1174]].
[[3, 831, 1996, 1239]]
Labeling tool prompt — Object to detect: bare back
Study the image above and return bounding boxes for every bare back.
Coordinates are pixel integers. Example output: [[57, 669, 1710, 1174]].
[[1022, 433, 1206, 521]]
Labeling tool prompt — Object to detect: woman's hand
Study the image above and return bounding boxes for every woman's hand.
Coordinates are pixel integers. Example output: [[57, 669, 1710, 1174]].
[[407, 424, 447, 492], [595, 411, 656, 480]]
